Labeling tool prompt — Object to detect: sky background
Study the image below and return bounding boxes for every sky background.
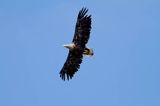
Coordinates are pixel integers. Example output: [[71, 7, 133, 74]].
[[0, 0, 160, 106]]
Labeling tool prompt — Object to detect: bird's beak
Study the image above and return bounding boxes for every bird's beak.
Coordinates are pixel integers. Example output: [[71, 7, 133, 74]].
[[63, 44, 70, 49], [63, 43, 75, 49]]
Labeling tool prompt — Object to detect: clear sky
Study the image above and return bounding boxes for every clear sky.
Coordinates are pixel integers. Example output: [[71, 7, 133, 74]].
[[0, 0, 160, 106]]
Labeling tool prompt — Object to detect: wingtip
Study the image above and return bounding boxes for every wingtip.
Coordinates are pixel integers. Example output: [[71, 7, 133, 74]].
[[82, 7, 88, 11], [60, 71, 74, 81], [78, 7, 90, 19], [60, 71, 65, 81]]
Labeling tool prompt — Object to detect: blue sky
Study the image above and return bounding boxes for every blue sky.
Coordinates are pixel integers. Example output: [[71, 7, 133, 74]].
[[0, 0, 160, 106]]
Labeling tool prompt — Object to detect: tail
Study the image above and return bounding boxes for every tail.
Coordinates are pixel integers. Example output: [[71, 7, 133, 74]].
[[83, 48, 94, 56]]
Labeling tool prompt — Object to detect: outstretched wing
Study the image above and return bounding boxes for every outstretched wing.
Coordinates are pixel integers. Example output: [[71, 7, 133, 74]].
[[60, 48, 83, 81], [60, 8, 91, 81], [72, 7, 92, 48]]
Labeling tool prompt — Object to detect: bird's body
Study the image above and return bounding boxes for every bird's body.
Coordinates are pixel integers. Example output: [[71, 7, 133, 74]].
[[60, 8, 93, 81], [63, 43, 93, 56]]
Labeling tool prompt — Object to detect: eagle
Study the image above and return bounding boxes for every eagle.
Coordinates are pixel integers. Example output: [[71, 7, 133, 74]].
[[60, 8, 93, 81]]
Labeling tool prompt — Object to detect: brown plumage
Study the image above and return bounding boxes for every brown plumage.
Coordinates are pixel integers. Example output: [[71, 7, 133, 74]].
[[60, 8, 92, 81]]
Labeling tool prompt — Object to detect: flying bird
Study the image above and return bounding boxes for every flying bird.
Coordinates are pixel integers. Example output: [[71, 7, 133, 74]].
[[60, 8, 93, 81]]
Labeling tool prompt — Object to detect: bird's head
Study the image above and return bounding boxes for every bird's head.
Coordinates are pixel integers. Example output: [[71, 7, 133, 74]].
[[63, 43, 75, 49]]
